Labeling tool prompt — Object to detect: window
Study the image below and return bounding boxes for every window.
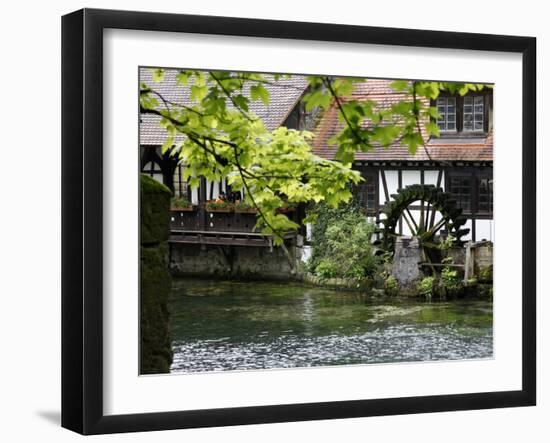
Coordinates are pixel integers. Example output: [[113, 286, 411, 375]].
[[448, 175, 472, 213], [463, 96, 484, 132], [433, 93, 490, 135], [447, 169, 493, 216], [356, 171, 378, 215], [173, 164, 190, 198], [477, 175, 493, 213], [143, 161, 164, 184], [436, 97, 456, 132]]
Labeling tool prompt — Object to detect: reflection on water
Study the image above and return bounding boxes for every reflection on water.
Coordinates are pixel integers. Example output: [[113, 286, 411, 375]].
[[169, 278, 493, 373]]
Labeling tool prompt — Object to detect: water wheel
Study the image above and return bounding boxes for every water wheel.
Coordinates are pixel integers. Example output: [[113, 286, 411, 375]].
[[377, 184, 469, 263]]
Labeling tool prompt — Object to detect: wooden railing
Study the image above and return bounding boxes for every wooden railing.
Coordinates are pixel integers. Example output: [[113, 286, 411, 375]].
[[170, 206, 300, 234], [169, 206, 300, 247]]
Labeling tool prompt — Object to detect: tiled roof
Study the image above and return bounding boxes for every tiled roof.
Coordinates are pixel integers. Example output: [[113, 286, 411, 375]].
[[311, 79, 493, 163], [140, 72, 493, 163], [139, 68, 308, 146]]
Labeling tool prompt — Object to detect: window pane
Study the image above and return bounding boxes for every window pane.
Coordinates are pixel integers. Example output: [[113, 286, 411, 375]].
[[449, 175, 472, 212], [478, 176, 493, 213]]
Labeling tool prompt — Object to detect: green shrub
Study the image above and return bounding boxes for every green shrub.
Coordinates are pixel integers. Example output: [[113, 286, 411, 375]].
[[441, 266, 463, 293], [307, 202, 379, 280], [385, 275, 399, 296], [417, 276, 435, 299], [315, 259, 338, 279]]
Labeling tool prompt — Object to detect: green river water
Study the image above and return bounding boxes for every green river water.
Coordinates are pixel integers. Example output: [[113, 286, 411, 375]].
[[169, 278, 493, 373]]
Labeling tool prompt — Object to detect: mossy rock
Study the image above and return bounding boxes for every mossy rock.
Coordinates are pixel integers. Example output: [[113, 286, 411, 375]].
[[140, 174, 171, 245], [140, 243, 173, 374]]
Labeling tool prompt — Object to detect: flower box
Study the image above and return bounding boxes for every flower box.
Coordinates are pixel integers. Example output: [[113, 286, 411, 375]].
[[205, 202, 234, 213]]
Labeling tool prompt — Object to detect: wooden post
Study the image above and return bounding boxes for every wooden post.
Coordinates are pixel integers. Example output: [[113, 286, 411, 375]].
[[199, 177, 207, 231], [464, 242, 475, 283]]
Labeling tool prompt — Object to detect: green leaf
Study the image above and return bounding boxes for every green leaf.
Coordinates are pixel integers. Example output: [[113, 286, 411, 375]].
[[425, 122, 441, 137], [372, 125, 400, 147], [161, 135, 174, 154], [190, 85, 208, 102], [304, 90, 331, 111], [176, 71, 191, 85], [250, 84, 270, 105], [402, 132, 424, 155], [390, 80, 409, 91], [427, 106, 441, 120], [152, 68, 164, 82], [233, 94, 250, 112], [333, 78, 354, 97]]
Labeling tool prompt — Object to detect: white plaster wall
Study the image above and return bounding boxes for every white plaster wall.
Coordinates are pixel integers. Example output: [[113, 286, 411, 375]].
[[382, 170, 399, 204], [476, 219, 494, 242], [424, 170, 441, 187], [402, 170, 421, 188], [462, 219, 473, 241], [191, 186, 199, 204]]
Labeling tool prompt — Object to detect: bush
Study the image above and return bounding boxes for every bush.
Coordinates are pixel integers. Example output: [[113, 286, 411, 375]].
[[440, 265, 463, 296], [315, 259, 338, 279], [307, 203, 379, 281], [417, 276, 435, 299], [385, 275, 399, 296]]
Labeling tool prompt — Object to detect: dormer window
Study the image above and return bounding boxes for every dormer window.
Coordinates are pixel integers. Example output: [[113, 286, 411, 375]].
[[463, 96, 484, 132], [433, 92, 491, 136], [436, 96, 456, 132]]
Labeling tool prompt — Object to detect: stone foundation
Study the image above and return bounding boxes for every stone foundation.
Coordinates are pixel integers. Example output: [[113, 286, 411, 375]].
[[170, 242, 304, 280], [391, 236, 423, 290]]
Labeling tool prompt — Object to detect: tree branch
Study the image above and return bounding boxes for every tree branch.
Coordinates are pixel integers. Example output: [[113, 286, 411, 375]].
[[209, 71, 257, 123]]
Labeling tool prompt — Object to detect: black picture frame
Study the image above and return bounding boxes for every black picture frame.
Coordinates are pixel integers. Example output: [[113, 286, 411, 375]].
[[61, 8, 536, 435]]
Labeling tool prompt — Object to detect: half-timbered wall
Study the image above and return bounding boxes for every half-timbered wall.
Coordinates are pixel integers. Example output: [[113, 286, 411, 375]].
[[355, 163, 493, 243]]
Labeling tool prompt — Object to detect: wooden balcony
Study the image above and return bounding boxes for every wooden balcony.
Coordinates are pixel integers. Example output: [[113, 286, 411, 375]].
[[169, 206, 299, 247]]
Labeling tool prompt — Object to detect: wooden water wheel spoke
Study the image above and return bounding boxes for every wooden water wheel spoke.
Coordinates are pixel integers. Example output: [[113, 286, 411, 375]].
[[380, 184, 469, 256], [419, 200, 426, 233], [425, 218, 448, 238], [403, 208, 419, 233], [424, 202, 431, 229], [429, 200, 438, 230]]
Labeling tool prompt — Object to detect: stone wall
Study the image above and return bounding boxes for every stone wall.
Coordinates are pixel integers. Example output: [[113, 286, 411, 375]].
[[391, 237, 423, 290], [170, 242, 304, 280], [140, 174, 173, 374]]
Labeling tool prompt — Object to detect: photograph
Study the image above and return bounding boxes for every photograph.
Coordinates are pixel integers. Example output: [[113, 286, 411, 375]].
[[138, 67, 494, 375]]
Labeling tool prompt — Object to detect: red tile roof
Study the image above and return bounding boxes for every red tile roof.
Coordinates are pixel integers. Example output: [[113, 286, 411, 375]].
[[311, 79, 493, 163], [140, 72, 492, 163]]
